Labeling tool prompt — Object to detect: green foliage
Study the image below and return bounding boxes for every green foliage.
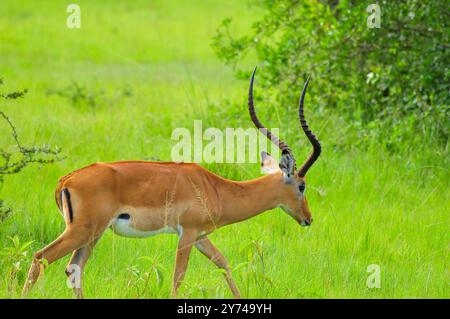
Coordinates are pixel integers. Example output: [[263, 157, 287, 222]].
[[0, 79, 63, 220], [46, 81, 106, 110], [46, 82, 133, 111], [238, 239, 274, 298], [212, 0, 449, 149], [0, 235, 34, 296], [0, 200, 12, 222], [125, 256, 167, 298]]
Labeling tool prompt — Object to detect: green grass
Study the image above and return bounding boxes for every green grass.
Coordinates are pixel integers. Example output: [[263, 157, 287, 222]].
[[0, 0, 448, 298]]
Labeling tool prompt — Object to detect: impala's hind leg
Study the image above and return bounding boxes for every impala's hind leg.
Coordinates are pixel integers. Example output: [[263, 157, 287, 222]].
[[65, 237, 100, 299], [22, 225, 94, 296]]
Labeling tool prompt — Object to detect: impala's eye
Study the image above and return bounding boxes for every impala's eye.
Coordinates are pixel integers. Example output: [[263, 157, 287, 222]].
[[299, 184, 306, 193]]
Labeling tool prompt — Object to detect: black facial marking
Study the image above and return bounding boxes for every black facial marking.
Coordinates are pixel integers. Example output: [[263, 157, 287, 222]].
[[299, 183, 306, 193], [118, 213, 130, 220]]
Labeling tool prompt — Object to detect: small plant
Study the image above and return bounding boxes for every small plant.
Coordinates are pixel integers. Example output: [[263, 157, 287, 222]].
[[239, 239, 274, 297], [0, 235, 34, 296], [47, 81, 105, 110], [125, 256, 166, 298], [0, 78, 63, 221], [181, 279, 225, 299], [47, 81, 133, 111], [0, 199, 12, 222]]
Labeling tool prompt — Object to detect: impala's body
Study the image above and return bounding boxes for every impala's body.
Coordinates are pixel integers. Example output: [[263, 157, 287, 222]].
[[23, 67, 321, 299], [55, 160, 311, 236]]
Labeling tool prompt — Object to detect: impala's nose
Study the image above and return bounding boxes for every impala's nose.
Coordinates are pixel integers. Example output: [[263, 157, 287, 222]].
[[300, 218, 313, 227]]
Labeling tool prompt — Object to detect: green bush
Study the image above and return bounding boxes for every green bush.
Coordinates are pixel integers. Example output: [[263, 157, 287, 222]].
[[0, 79, 62, 220], [212, 0, 449, 150]]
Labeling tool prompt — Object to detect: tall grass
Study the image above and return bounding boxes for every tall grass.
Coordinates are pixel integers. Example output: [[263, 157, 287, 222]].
[[0, 0, 448, 298]]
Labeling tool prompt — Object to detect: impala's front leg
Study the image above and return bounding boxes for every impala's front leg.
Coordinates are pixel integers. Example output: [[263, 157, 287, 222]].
[[172, 229, 197, 298]]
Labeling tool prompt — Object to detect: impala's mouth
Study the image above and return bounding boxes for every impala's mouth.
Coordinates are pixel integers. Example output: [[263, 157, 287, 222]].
[[300, 219, 312, 227]]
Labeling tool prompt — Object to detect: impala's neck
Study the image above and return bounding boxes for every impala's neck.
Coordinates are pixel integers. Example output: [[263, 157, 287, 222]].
[[217, 173, 283, 227]]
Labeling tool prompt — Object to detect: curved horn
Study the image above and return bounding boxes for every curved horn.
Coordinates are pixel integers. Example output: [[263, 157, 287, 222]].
[[248, 67, 294, 158], [298, 77, 321, 177]]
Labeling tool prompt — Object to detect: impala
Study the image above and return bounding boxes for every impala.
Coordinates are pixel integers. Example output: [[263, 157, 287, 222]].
[[23, 67, 321, 299]]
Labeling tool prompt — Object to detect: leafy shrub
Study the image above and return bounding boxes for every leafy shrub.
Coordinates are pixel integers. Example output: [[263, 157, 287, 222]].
[[46, 81, 106, 110], [0, 79, 63, 220], [0, 235, 34, 296], [212, 0, 449, 149], [46, 81, 134, 111]]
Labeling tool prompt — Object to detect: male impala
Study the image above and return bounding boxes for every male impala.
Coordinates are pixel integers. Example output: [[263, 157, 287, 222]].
[[23, 68, 321, 299]]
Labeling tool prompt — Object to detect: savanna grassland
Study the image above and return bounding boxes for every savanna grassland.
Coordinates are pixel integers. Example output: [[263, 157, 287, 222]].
[[0, 0, 448, 298]]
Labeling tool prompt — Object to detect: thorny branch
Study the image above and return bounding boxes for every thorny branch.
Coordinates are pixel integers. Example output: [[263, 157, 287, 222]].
[[0, 79, 63, 220]]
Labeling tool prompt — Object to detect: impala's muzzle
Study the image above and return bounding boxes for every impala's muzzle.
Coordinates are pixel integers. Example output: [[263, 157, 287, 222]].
[[300, 217, 313, 227]]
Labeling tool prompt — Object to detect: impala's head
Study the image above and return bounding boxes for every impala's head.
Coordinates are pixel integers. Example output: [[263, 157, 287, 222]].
[[248, 67, 321, 227]]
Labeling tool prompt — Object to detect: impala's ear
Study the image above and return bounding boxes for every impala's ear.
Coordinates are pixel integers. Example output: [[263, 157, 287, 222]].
[[260, 151, 280, 174], [279, 152, 295, 180]]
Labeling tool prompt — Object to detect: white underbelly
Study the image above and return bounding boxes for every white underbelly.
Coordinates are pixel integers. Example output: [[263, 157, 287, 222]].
[[110, 218, 177, 238]]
